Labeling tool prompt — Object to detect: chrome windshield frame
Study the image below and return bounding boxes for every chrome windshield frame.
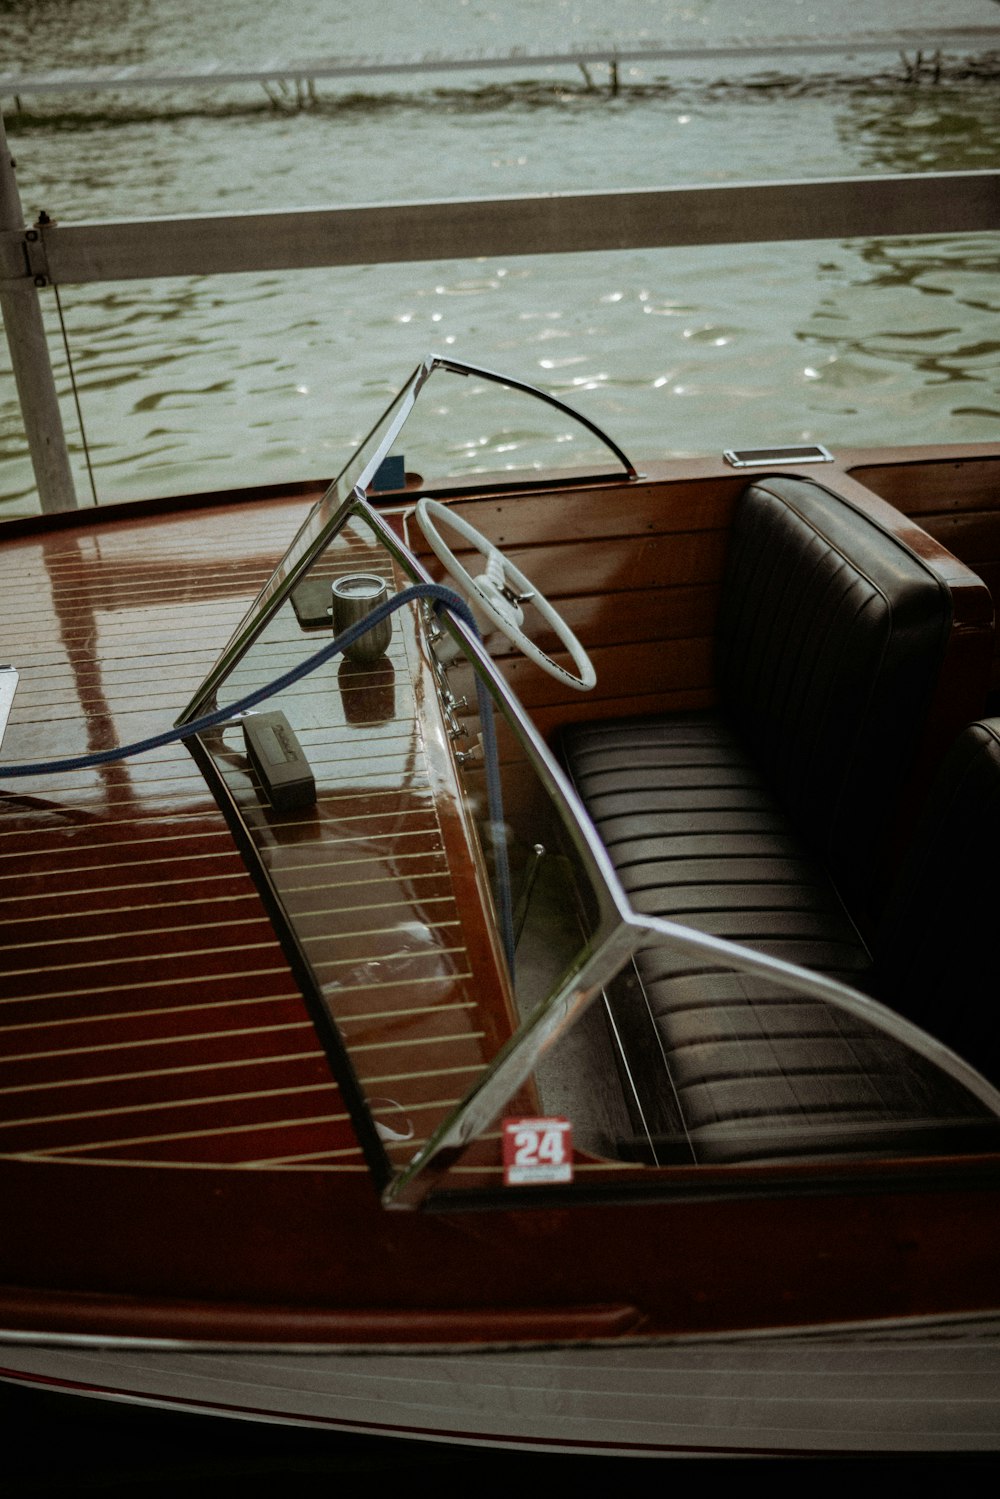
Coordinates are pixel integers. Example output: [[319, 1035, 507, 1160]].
[[427, 354, 638, 480], [178, 354, 637, 726]]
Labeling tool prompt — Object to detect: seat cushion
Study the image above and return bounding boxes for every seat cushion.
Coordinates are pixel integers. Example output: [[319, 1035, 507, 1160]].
[[563, 712, 870, 980], [563, 712, 989, 1164]]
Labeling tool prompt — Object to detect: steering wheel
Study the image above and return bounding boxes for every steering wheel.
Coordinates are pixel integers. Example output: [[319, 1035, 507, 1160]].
[[414, 498, 596, 691]]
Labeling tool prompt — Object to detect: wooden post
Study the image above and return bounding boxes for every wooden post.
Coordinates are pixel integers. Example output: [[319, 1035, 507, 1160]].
[[0, 108, 77, 512]]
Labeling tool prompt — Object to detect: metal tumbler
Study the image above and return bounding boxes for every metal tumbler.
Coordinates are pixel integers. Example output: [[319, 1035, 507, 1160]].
[[331, 574, 392, 665]]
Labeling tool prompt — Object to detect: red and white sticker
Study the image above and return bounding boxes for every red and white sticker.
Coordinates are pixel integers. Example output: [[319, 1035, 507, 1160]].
[[502, 1117, 573, 1186]]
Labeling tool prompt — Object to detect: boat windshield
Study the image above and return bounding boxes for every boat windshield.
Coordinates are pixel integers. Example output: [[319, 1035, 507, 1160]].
[[180, 354, 635, 727], [181, 468, 1000, 1208]]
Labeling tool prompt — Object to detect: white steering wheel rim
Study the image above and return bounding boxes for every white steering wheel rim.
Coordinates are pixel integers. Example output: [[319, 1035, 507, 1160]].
[[415, 498, 596, 691]]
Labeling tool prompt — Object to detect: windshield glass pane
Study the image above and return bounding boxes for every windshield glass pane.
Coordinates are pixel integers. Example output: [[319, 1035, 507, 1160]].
[[188, 498, 633, 1191], [538, 925, 1000, 1172], [372, 356, 636, 491]]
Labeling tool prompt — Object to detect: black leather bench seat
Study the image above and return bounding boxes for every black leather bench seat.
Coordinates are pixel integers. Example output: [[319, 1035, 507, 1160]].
[[564, 713, 982, 1164], [559, 476, 994, 1166]]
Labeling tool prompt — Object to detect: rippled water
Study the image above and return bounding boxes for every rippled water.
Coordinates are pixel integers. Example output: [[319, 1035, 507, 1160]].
[[1, 0, 998, 511]]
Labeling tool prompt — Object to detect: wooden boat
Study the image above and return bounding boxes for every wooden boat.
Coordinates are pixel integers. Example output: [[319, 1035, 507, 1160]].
[[1, 354, 999, 1456]]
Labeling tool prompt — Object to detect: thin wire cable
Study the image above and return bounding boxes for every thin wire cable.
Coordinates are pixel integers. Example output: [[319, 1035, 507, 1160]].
[[52, 281, 100, 507]]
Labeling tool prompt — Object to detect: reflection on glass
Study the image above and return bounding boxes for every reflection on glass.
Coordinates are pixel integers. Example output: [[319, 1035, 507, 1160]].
[[338, 656, 396, 725]]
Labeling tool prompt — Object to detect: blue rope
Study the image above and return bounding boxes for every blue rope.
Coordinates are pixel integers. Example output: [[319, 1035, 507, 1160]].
[[0, 581, 517, 972]]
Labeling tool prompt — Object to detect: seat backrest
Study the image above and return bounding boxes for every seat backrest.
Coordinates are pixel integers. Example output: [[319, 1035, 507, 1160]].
[[716, 475, 954, 918], [876, 718, 1000, 1086]]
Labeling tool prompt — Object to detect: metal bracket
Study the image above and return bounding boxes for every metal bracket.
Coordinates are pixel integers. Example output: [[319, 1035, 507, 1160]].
[[24, 222, 51, 285], [0, 224, 50, 286]]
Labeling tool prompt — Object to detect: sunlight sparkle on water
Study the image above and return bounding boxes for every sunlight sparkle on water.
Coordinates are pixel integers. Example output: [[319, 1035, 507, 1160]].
[[2, 0, 997, 511]]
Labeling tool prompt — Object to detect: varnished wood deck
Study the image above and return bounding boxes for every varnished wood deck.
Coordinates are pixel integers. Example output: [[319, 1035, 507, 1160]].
[[0, 497, 358, 1172]]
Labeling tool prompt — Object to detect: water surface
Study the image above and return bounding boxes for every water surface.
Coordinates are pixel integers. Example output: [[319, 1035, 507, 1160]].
[[1, 0, 998, 511]]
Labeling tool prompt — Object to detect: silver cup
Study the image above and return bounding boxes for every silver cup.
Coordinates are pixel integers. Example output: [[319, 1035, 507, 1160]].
[[331, 574, 392, 665]]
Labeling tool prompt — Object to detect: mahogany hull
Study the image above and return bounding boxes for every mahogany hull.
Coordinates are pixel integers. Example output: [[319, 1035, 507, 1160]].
[[2, 447, 999, 1453]]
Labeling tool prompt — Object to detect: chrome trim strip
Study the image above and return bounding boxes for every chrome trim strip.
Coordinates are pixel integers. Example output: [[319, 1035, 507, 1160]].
[[0, 666, 17, 751], [3, 1306, 999, 1356]]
